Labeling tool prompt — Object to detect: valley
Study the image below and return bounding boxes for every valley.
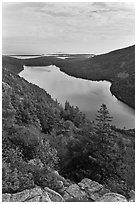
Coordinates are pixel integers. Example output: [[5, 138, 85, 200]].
[[2, 45, 135, 108]]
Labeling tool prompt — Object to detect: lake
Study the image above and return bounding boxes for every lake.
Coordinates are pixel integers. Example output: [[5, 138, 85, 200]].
[[19, 65, 135, 129]]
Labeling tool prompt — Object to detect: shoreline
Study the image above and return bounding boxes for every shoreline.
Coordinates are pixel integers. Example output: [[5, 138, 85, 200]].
[[20, 64, 135, 114], [2, 52, 135, 110]]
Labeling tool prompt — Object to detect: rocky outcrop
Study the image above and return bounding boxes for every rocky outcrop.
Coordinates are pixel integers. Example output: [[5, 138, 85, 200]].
[[2, 186, 64, 202], [2, 178, 129, 202], [62, 178, 128, 202]]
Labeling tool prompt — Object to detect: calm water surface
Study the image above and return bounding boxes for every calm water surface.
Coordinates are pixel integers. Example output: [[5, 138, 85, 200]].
[[19, 65, 135, 129]]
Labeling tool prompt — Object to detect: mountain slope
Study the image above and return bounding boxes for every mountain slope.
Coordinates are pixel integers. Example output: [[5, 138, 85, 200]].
[[2, 60, 135, 198], [57, 45, 135, 108]]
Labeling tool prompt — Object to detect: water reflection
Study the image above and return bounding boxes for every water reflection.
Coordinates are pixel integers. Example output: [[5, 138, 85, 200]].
[[19, 65, 135, 129]]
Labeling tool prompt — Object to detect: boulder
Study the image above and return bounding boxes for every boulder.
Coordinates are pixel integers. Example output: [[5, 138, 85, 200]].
[[78, 178, 103, 191], [78, 178, 105, 201], [96, 192, 128, 202], [63, 184, 87, 201], [44, 187, 65, 202]]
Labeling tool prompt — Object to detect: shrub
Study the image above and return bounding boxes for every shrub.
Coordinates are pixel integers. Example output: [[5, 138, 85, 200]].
[[2, 161, 34, 193]]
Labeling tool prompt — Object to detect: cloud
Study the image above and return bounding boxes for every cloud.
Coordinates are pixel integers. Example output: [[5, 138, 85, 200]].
[[37, 9, 74, 17], [2, 2, 135, 54], [90, 2, 134, 12]]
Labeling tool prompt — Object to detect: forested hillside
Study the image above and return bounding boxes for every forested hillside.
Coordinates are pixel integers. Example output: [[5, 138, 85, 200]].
[[2, 45, 135, 108], [2, 56, 135, 199]]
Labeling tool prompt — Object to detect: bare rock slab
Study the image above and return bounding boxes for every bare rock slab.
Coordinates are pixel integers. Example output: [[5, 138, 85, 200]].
[[63, 184, 87, 201], [96, 192, 128, 202]]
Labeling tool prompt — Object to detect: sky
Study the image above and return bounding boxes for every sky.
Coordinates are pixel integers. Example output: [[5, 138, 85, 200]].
[[2, 2, 135, 54]]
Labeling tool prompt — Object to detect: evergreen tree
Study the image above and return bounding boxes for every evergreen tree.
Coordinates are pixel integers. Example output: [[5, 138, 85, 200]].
[[93, 104, 113, 153], [92, 104, 123, 181], [95, 104, 112, 131]]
